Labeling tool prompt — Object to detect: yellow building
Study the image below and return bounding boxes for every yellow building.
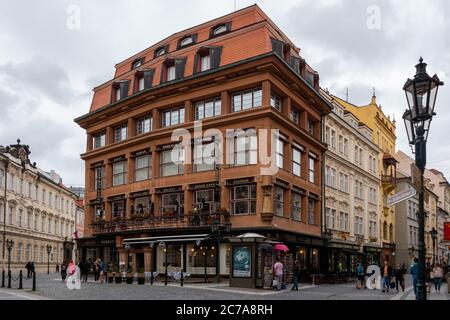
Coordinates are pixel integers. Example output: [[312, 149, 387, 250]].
[[333, 93, 398, 265]]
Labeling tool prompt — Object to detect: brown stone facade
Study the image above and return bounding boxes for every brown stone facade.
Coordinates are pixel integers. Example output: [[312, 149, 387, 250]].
[[75, 5, 331, 283]]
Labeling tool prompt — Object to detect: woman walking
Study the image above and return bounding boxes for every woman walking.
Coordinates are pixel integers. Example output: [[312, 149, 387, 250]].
[[60, 261, 67, 282], [433, 263, 444, 293], [394, 263, 405, 293]]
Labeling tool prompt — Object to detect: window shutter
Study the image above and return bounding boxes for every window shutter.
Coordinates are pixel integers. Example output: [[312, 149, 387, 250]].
[[120, 81, 130, 99], [143, 69, 154, 89], [175, 58, 186, 80], [210, 46, 223, 69], [290, 56, 300, 74], [270, 37, 284, 58]]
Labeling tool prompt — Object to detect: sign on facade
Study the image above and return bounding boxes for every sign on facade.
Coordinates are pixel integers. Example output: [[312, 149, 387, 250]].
[[387, 187, 417, 207]]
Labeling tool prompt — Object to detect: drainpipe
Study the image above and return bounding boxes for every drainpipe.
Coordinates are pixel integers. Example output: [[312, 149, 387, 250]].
[[320, 113, 327, 273], [2, 159, 9, 271]]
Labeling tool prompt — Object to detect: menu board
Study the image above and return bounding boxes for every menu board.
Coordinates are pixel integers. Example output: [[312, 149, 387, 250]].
[[232, 246, 251, 278]]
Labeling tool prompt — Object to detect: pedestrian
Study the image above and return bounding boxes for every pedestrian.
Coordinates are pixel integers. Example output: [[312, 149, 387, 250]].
[[56, 263, 60, 273], [68, 260, 76, 277], [273, 257, 283, 291], [291, 260, 300, 291], [425, 261, 432, 293], [433, 263, 444, 293], [99, 259, 105, 283], [381, 260, 392, 293], [94, 259, 100, 282], [60, 261, 67, 282], [78, 260, 85, 282], [410, 258, 419, 298], [30, 261, 35, 278], [394, 263, 405, 293], [356, 262, 365, 289], [25, 261, 31, 278]]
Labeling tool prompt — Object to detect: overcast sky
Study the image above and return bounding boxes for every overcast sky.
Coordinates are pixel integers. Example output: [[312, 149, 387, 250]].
[[0, 0, 449, 187]]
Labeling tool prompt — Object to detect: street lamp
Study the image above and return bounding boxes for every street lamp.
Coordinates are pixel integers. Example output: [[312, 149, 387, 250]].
[[430, 227, 437, 265], [46, 245, 52, 275], [6, 239, 13, 288], [402, 57, 444, 301]]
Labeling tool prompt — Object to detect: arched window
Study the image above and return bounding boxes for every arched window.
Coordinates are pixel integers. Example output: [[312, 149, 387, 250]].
[[383, 221, 388, 240], [17, 243, 23, 262]]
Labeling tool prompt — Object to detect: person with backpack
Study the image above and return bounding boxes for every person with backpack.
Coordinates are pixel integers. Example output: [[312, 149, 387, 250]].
[[356, 262, 365, 289]]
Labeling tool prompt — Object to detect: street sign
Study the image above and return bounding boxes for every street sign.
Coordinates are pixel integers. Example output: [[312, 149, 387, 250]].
[[411, 163, 422, 192], [445, 222, 450, 242], [387, 187, 417, 207]]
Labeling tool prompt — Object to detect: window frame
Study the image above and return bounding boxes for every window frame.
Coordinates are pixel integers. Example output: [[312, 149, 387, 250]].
[[231, 87, 262, 113]]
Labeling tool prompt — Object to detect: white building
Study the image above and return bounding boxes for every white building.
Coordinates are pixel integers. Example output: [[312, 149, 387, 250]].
[[0, 140, 79, 273], [321, 90, 382, 271]]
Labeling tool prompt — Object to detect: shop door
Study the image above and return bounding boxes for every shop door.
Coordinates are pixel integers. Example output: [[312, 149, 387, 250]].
[[136, 253, 145, 270]]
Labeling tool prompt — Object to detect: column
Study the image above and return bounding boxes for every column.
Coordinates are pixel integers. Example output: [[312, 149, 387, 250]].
[[184, 187, 192, 217], [221, 91, 231, 115], [185, 100, 193, 123], [282, 96, 291, 119], [86, 134, 93, 152], [262, 80, 271, 108], [106, 126, 114, 145], [152, 108, 161, 130], [127, 118, 135, 139], [105, 202, 112, 221], [127, 153, 134, 184], [105, 163, 113, 188]]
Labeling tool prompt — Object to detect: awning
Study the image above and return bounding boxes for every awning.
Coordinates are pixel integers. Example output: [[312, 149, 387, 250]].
[[123, 234, 209, 246]]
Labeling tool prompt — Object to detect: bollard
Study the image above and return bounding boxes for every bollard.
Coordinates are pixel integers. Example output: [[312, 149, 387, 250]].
[[7, 270, 11, 289], [19, 270, 23, 290], [150, 271, 153, 285], [1, 270, 4, 288], [32, 271, 36, 291], [180, 269, 184, 287]]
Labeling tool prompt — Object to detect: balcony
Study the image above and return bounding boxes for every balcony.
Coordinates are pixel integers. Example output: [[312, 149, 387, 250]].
[[90, 208, 230, 234], [381, 175, 396, 185]]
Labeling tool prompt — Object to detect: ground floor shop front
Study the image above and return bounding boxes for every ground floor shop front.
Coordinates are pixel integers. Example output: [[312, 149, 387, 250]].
[[77, 229, 326, 288]]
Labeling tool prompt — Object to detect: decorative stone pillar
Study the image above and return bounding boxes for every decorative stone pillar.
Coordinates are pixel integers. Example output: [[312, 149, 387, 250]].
[[261, 184, 273, 222]]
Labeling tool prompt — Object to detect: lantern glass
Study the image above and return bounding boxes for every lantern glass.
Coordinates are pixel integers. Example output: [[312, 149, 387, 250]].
[[428, 80, 439, 117], [404, 81, 416, 114], [403, 110, 415, 145]]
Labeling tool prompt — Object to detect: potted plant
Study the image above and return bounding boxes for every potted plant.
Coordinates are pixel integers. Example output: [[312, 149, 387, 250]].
[[114, 267, 122, 284], [107, 266, 114, 283], [126, 265, 134, 284], [137, 267, 145, 285]]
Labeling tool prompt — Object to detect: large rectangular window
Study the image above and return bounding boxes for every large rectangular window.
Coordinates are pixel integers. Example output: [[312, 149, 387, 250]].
[[308, 199, 315, 225], [137, 116, 152, 135], [270, 92, 281, 111], [162, 106, 185, 127], [161, 148, 184, 177], [231, 87, 262, 112], [292, 192, 302, 221], [112, 160, 127, 186], [308, 154, 316, 183], [339, 211, 349, 232], [230, 184, 256, 215], [369, 213, 377, 238], [290, 108, 299, 124], [193, 140, 216, 172], [194, 97, 221, 120], [292, 147, 302, 177], [112, 201, 125, 218], [274, 187, 284, 217], [325, 207, 336, 230], [339, 173, 349, 193], [229, 131, 257, 166], [93, 132, 106, 149], [135, 153, 152, 181], [355, 216, 364, 235], [114, 124, 127, 143], [275, 135, 284, 169], [160, 192, 184, 217]]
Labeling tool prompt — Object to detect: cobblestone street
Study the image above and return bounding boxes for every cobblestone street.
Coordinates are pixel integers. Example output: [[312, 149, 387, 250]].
[[1, 273, 448, 301]]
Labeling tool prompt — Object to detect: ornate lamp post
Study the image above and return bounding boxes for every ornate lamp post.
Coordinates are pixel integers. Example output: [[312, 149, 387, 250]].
[[430, 227, 437, 265], [6, 239, 13, 288], [46, 245, 52, 275], [402, 57, 444, 300]]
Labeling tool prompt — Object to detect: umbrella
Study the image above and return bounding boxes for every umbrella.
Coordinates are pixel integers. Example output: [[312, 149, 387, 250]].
[[273, 244, 289, 252]]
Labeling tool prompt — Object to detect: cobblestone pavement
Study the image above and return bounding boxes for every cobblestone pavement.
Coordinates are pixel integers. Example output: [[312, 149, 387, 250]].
[[1, 273, 448, 300]]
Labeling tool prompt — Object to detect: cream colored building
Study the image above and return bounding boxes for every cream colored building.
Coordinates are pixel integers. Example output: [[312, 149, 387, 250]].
[[395, 151, 440, 264], [0, 140, 78, 273], [321, 90, 382, 271]]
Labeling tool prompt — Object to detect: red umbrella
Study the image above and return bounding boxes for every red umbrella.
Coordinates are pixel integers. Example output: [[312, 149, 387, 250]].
[[273, 244, 289, 252]]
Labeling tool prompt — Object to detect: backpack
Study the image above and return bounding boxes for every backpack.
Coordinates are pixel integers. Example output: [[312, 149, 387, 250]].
[[357, 265, 364, 275]]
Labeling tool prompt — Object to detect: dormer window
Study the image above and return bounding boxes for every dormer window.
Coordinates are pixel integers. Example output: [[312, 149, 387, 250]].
[[112, 81, 130, 102], [161, 58, 186, 83], [154, 45, 169, 58], [167, 64, 176, 81], [135, 69, 155, 92], [194, 47, 222, 73], [210, 22, 231, 38], [178, 35, 197, 49], [138, 76, 145, 91], [132, 59, 143, 69], [115, 87, 121, 101]]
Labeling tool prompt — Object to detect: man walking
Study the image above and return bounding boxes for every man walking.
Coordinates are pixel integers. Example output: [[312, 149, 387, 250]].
[[356, 262, 365, 289], [381, 260, 392, 293]]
